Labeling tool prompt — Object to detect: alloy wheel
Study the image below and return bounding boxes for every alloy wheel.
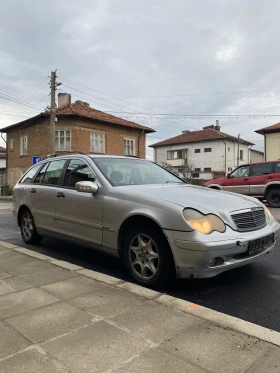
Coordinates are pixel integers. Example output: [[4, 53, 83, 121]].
[[22, 213, 34, 240], [129, 234, 160, 280]]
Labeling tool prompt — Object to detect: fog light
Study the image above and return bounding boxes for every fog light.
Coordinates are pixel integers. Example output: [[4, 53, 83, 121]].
[[208, 257, 224, 267]]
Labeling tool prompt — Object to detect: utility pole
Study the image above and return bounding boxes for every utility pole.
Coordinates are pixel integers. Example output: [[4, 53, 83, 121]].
[[237, 133, 240, 166], [49, 71, 57, 156]]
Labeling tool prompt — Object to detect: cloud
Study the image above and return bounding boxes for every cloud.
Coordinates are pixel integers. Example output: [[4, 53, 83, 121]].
[[1, 0, 280, 152]]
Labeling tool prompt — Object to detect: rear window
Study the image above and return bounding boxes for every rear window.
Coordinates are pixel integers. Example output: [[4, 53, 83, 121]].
[[251, 163, 273, 176], [274, 163, 280, 173], [20, 164, 42, 184]]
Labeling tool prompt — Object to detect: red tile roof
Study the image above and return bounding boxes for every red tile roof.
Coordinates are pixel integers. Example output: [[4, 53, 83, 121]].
[[0, 146, 6, 152], [255, 123, 280, 134], [150, 128, 253, 147], [0, 103, 155, 133], [56, 103, 155, 133]]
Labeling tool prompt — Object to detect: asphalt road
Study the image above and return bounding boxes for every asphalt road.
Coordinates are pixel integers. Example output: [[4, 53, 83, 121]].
[[1, 205, 280, 332]]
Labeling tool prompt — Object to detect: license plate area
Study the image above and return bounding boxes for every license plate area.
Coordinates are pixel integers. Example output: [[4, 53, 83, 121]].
[[248, 233, 275, 257]]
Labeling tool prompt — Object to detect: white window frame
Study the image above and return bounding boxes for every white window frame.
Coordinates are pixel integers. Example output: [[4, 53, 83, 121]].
[[55, 130, 71, 151], [124, 138, 136, 156], [90, 132, 106, 153], [20, 135, 28, 155], [10, 138, 14, 150]]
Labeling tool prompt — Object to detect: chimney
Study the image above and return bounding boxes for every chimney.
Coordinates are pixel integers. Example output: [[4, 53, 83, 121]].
[[75, 100, 89, 107], [203, 125, 215, 130], [215, 119, 220, 132], [182, 130, 190, 134], [58, 93, 71, 108]]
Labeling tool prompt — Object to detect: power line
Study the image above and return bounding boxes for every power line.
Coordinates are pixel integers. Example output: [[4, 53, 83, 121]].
[[117, 89, 280, 99]]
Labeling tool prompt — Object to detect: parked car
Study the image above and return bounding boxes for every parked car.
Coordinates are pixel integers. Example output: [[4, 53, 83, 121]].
[[13, 155, 280, 286], [204, 161, 280, 208]]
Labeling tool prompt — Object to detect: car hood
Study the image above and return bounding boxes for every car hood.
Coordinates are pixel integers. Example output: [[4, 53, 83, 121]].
[[120, 184, 263, 226]]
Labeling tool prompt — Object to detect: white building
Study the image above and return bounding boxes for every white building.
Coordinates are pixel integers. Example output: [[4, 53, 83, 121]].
[[249, 149, 264, 163], [150, 123, 256, 180]]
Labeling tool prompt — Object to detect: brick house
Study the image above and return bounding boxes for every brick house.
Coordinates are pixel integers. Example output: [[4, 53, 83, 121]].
[[0, 93, 154, 187]]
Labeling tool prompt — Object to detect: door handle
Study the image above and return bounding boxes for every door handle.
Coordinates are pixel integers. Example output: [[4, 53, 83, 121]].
[[30, 188, 36, 194], [56, 192, 65, 198], [268, 176, 273, 179], [244, 178, 249, 181]]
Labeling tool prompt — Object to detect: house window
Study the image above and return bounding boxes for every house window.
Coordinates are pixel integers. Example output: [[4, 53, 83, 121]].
[[228, 167, 232, 172], [204, 167, 212, 172], [90, 133, 105, 153], [240, 149, 244, 160], [10, 138, 14, 150], [204, 148, 212, 153], [166, 149, 187, 160], [55, 130, 71, 151], [124, 138, 136, 156], [195, 168, 201, 171], [194, 149, 200, 153], [20, 135, 28, 155], [228, 147, 230, 152]]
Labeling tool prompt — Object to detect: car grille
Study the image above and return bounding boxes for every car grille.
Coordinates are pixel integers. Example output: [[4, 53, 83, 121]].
[[230, 208, 266, 232]]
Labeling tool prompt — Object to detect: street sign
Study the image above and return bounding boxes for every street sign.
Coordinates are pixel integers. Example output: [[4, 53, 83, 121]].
[[32, 156, 42, 165]]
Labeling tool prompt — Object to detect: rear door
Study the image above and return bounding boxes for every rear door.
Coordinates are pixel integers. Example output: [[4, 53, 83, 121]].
[[55, 158, 103, 245], [249, 163, 274, 196], [29, 159, 67, 232], [223, 165, 250, 194]]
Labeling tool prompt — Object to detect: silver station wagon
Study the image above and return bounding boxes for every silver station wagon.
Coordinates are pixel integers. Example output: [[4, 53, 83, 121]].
[[13, 154, 280, 286]]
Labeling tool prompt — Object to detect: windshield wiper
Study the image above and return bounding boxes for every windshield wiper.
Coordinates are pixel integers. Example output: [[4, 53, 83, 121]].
[[166, 181, 182, 183]]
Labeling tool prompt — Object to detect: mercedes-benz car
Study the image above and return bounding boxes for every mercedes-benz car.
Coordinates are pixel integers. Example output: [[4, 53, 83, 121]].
[[12, 154, 280, 286]]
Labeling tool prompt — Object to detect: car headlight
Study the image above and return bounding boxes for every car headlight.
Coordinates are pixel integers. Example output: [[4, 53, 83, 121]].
[[263, 205, 274, 223], [183, 208, 226, 234]]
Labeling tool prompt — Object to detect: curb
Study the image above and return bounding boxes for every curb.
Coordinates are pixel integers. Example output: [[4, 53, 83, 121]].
[[1, 240, 280, 348]]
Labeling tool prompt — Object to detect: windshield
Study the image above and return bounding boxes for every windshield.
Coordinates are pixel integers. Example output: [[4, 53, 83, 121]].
[[92, 158, 185, 186]]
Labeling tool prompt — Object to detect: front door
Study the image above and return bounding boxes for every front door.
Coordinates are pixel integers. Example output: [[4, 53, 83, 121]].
[[223, 165, 251, 194], [249, 162, 274, 196], [55, 158, 103, 245]]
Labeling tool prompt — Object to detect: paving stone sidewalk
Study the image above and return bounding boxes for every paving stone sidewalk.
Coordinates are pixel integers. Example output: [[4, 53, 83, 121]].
[[0, 241, 279, 373]]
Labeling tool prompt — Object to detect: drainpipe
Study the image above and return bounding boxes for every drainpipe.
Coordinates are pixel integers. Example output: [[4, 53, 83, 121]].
[[1, 133, 7, 186], [248, 145, 254, 163], [221, 140, 227, 175], [137, 130, 145, 158]]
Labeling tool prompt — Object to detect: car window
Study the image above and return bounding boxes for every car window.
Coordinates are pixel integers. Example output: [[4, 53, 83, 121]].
[[63, 159, 96, 188], [42, 160, 66, 185], [230, 165, 250, 178], [93, 157, 184, 186], [274, 162, 280, 173], [251, 163, 273, 176], [20, 164, 42, 184], [33, 162, 49, 184]]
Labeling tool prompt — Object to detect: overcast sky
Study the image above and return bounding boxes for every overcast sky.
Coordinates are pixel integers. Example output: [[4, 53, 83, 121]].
[[1, 0, 280, 157]]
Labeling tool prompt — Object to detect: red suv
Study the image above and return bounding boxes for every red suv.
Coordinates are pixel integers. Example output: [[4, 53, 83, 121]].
[[204, 161, 280, 207]]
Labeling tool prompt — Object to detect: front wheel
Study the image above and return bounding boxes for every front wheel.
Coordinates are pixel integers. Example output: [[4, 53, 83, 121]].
[[122, 224, 174, 287], [266, 189, 280, 208], [20, 209, 43, 245]]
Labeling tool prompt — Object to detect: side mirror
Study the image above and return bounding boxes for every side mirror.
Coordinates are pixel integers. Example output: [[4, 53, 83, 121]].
[[75, 181, 99, 194], [227, 173, 231, 179]]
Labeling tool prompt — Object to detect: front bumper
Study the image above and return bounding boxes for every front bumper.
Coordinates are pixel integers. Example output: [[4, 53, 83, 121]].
[[163, 219, 280, 279]]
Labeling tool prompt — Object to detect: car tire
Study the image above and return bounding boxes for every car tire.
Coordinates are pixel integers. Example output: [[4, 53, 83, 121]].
[[122, 224, 174, 287], [266, 189, 280, 208], [20, 208, 43, 245]]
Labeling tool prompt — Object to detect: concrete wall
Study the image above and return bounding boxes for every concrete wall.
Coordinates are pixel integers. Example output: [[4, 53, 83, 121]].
[[250, 150, 264, 163], [154, 140, 250, 179], [265, 132, 280, 161]]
